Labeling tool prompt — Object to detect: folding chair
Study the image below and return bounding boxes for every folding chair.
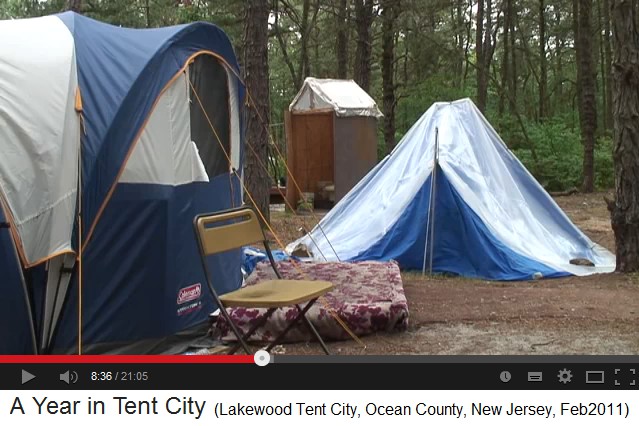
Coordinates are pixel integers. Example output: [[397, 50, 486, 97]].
[[194, 206, 333, 355]]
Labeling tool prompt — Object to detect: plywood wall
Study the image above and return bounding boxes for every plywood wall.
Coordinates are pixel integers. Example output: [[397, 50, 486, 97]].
[[285, 110, 334, 208]]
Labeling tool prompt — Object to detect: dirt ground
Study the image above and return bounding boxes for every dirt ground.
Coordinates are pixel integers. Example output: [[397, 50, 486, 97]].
[[267, 192, 639, 355]]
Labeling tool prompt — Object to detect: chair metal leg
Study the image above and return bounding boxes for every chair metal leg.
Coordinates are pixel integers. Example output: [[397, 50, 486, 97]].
[[265, 298, 330, 354], [298, 305, 330, 355], [218, 305, 252, 355]]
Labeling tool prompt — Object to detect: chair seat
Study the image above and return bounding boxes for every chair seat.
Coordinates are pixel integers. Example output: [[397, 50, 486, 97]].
[[220, 280, 333, 308]]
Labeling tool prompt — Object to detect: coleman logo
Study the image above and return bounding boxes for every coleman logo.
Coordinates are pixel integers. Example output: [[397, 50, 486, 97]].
[[177, 283, 202, 304]]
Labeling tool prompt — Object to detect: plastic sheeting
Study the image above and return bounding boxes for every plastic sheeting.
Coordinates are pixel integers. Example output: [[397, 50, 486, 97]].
[[0, 16, 79, 265], [241, 246, 292, 276], [289, 77, 383, 118], [288, 98, 616, 279]]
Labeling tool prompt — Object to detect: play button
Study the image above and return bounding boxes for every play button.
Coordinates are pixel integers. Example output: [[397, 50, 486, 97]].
[[21, 369, 35, 385]]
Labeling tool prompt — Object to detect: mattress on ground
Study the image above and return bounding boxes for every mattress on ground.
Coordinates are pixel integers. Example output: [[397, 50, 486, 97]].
[[216, 260, 409, 342]]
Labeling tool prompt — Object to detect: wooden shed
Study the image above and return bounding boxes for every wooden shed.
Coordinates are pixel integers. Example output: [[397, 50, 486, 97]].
[[285, 78, 382, 209]]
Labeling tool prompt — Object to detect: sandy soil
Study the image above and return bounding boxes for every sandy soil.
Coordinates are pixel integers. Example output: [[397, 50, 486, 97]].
[[266, 192, 639, 355]]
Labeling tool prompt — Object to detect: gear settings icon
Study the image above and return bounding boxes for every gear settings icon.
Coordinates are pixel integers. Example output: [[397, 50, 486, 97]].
[[558, 368, 573, 384]]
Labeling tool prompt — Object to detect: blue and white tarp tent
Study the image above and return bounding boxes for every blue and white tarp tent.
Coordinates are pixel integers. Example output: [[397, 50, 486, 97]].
[[0, 13, 244, 353], [288, 99, 616, 280]]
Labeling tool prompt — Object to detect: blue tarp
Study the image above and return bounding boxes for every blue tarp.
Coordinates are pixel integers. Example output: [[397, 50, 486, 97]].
[[242, 247, 292, 276]]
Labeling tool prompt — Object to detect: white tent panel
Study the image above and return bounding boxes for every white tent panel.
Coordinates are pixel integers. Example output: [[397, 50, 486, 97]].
[[0, 15, 80, 266], [120, 71, 209, 185], [289, 77, 383, 118]]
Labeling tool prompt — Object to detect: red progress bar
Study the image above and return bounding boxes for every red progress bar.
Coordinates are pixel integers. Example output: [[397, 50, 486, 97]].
[[0, 355, 254, 364]]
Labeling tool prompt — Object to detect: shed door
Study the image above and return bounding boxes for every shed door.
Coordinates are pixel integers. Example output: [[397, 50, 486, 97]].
[[289, 112, 334, 205]]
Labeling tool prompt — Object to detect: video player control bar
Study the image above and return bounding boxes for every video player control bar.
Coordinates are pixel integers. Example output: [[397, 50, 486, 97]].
[[2, 358, 639, 390]]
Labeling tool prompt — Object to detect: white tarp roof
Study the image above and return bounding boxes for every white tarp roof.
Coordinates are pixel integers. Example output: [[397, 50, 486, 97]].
[[0, 16, 80, 266], [289, 77, 383, 118]]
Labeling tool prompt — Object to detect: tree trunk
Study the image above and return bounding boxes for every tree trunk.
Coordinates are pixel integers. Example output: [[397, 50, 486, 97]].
[[609, 0, 639, 271], [298, 0, 311, 84], [463, 0, 474, 86], [273, 1, 301, 88], [381, 0, 398, 153], [453, 0, 466, 88], [336, 0, 349, 79], [478, 0, 496, 113], [67, 0, 82, 13], [573, 0, 583, 121], [603, 0, 614, 131], [353, 0, 374, 92], [476, 0, 486, 112], [499, 0, 511, 115], [243, 0, 271, 223], [145, 0, 151, 27], [510, 1, 517, 101], [555, 7, 564, 102], [539, 0, 548, 119], [598, 0, 607, 130], [577, 0, 598, 192]]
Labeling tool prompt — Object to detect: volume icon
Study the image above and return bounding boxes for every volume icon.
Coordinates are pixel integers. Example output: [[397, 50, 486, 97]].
[[60, 370, 78, 384]]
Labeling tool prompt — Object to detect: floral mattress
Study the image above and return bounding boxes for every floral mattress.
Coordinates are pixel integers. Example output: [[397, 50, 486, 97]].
[[215, 260, 409, 342]]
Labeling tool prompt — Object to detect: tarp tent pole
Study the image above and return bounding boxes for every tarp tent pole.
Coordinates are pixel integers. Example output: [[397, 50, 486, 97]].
[[422, 127, 439, 275], [429, 128, 440, 274]]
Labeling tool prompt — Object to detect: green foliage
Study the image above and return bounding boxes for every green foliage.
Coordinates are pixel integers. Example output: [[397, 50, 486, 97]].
[[506, 119, 613, 192], [594, 136, 614, 189], [511, 120, 582, 191]]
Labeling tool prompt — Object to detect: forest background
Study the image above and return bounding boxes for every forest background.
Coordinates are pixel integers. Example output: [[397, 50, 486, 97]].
[[3, 0, 613, 194]]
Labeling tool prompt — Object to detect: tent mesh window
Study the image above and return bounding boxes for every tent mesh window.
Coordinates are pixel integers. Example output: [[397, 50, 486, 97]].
[[189, 55, 231, 178]]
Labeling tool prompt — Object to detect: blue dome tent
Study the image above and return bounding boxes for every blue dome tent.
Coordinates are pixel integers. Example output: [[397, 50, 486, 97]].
[[0, 12, 244, 353], [289, 99, 616, 280]]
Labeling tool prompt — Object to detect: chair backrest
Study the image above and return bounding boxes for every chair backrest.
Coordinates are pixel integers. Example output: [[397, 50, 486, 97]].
[[194, 207, 265, 256]]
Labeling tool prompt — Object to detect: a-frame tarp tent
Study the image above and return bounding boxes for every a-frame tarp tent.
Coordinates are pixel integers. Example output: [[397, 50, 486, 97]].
[[289, 99, 616, 280], [0, 13, 244, 354]]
